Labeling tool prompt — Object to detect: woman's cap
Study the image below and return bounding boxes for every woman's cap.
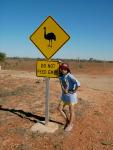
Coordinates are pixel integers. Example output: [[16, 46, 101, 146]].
[[59, 63, 70, 71]]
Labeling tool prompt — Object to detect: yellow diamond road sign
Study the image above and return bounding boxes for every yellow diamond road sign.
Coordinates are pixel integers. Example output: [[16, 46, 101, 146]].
[[30, 16, 70, 59]]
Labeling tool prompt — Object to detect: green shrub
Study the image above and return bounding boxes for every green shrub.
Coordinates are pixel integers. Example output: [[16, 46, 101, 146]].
[[0, 52, 6, 61]]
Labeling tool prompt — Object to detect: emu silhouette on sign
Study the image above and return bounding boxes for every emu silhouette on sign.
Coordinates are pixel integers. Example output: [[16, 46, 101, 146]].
[[44, 27, 56, 47]]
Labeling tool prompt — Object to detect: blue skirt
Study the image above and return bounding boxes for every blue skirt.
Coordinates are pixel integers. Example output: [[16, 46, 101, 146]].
[[61, 92, 78, 105]]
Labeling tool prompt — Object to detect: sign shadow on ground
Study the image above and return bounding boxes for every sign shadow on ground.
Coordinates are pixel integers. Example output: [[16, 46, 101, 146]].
[[0, 105, 64, 125]]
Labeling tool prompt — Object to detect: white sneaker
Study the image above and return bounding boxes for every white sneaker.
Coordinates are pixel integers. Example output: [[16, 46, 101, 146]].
[[64, 124, 73, 132]]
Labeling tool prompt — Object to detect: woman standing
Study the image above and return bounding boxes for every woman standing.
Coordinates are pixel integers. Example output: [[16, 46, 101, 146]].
[[58, 63, 80, 132]]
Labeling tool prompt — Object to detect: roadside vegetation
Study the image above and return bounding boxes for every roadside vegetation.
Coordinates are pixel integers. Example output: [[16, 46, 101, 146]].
[[0, 52, 6, 61]]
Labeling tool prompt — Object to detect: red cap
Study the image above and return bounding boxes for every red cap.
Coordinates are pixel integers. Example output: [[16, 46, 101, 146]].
[[59, 63, 70, 72]]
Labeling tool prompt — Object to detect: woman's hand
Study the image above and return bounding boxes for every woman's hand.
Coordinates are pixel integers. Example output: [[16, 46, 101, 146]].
[[63, 89, 68, 94]]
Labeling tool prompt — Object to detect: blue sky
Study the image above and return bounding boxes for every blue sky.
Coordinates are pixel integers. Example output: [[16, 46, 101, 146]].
[[0, 0, 113, 60]]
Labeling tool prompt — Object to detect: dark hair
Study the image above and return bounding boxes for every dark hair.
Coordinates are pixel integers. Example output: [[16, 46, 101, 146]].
[[59, 63, 71, 76]]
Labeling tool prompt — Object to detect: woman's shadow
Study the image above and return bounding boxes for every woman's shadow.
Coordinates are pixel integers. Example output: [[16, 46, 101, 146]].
[[0, 105, 63, 125]]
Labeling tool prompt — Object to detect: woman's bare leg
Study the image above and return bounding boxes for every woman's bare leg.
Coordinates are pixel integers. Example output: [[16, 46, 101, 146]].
[[64, 104, 75, 131], [58, 102, 69, 124], [69, 104, 75, 125]]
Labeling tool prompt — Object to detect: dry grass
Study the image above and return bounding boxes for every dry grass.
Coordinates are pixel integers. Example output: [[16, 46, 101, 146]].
[[0, 58, 113, 75]]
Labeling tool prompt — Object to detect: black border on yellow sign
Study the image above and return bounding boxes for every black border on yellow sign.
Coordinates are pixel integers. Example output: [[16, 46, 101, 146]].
[[30, 16, 70, 60], [36, 59, 60, 78]]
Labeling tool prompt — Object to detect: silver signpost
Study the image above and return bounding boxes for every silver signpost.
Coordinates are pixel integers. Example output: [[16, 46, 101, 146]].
[[45, 77, 50, 125]]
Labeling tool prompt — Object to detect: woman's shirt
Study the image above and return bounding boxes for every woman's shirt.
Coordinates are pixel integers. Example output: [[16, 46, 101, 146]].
[[59, 73, 80, 93]]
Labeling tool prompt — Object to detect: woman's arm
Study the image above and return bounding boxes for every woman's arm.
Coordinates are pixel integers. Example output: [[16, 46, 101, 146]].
[[59, 79, 68, 94], [69, 74, 80, 92]]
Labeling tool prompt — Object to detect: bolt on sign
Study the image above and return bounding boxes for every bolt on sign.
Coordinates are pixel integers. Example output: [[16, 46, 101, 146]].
[[36, 60, 60, 78], [30, 16, 70, 59]]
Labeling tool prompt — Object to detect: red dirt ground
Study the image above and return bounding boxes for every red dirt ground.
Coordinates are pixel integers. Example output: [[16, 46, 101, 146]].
[[0, 60, 113, 150]]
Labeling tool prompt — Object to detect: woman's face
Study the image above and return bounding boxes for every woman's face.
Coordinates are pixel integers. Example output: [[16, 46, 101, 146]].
[[60, 68, 68, 75]]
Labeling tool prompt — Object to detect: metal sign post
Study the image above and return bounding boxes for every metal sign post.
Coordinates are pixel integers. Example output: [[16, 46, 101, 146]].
[[45, 77, 50, 125]]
